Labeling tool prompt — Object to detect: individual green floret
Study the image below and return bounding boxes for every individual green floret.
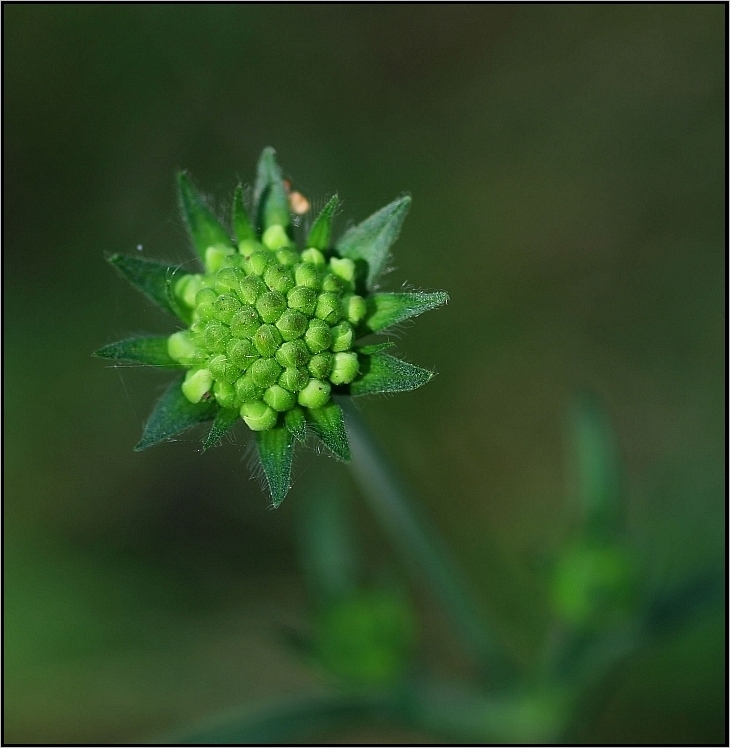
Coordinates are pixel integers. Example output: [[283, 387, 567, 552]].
[[238, 274, 267, 305], [182, 368, 213, 403], [330, 352, 359, 385], [256, 290, 287, 323], [264, 384, 297, 412], [298, 378, 331, 409], [254, 324, 283, 358], [97, 148, 447, 507], [250, 357, 283, 388], [240, 400, 277, 431], [229, 306, 261, 338], [276, 339, 311, 368], [276, 309, 308, 341], [304, 318, 332, 354]]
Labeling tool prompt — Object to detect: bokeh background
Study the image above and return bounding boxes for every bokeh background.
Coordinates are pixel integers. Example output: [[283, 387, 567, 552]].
[[4, 5, 725, 744]]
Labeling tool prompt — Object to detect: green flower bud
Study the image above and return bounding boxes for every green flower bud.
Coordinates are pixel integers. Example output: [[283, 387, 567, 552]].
[[276, 309, 308, 341], [329, 352, 359, 385], [209, 354, 242, 384], [287, 285, 317, 316], [254, 324, 283, 358], [214, 267, 245, 294], [226, 338, 258, 369], [301, 247, 326, 267], [229, 305, 261, 339], [240, 400, 278, 431], [245, 251, 273, 277], [279, 366, 309, 392], [276, 248, 299, 267], [321, 273, 344, 293], [315, 292, 342, 324], [205, 243, 235, 273], [168, 330, 199, 365], [343, 294, 367, 325], [262, 224, 291, 251], [276, 339, 311, 368], [298, 378, 331, 409], [250, 357, 283, 388], [182, 368, 213, 403], [304, 318, 333, 354], [256, 290, 287, 323], [330, 321, 354, 352], [195, 287, 218, 307], [213, 380, 237, 409], [294, 263, 321, 290], [308, 352, 334, 379], [238, 274, 267, 305], [221, 253, 245, 270], [213, 293, 242, 324], [235, 373, 263, 403], [175, 274, 204, 308], [204, 322, 230, 353], [329, 257, 356, 286], [264, 384, 296, 412], [264, 264, 295, 295], [238, 238, 265, 257]]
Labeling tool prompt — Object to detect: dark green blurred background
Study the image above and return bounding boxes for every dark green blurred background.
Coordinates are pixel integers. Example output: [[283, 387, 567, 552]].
[[4, 5, 725, 744]]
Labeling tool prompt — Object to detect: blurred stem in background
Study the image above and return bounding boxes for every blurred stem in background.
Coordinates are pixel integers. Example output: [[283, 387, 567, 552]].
[[343, 400, 517, 682]]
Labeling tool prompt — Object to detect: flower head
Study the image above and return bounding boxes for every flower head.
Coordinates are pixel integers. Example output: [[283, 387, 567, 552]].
[[95, 148, 448, 506]]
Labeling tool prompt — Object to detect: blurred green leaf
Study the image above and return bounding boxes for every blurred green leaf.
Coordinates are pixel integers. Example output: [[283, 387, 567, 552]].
[[362, 291, 449, 334], [314, 590, 416, 686], [93, 336, 179, 368], [168, 691, 396, 745], [355, 341, 396, 355], [350, 353, 433, 396], [254, 147, 290, 232], [306, 194, 339, 250], [232, 184, 256, 243], [336, 195, 411, 291], [177, 171, 232, 262], [550, 540, 638, 630], [256, 426, 294, 507], [570, 392, 623, 537], [108, 253, 189, 320], [202, 407, 239, 452], [306, 402, 351, 461], [135, 376, 218, 451]]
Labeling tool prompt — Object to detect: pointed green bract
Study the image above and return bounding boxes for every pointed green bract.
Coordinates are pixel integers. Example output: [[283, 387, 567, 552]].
[[108, 254, 189, 320], [232, 184, 256, 242], [306, 402, 351, 462], [94, 336, 180, 368], [356, 341, 395, 356], [307, 194, 339, 250], [203, 407, 240, 452], [336, 195, 411, 291], [362, 291, 449, 334], [350, 353, 433, 396], [254, 147, 290, 232], [256, 426, 294, 507], [177, 171, 232, 263], [135, 376, 218, 451], [285, 407, 307, 442]]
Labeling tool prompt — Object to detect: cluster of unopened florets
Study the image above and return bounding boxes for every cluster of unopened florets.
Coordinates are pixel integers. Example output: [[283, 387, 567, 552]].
[[167, 226, 364, 432]]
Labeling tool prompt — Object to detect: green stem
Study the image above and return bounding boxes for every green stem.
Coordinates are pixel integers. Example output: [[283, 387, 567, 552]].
[[343, 402, 516, 680]]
